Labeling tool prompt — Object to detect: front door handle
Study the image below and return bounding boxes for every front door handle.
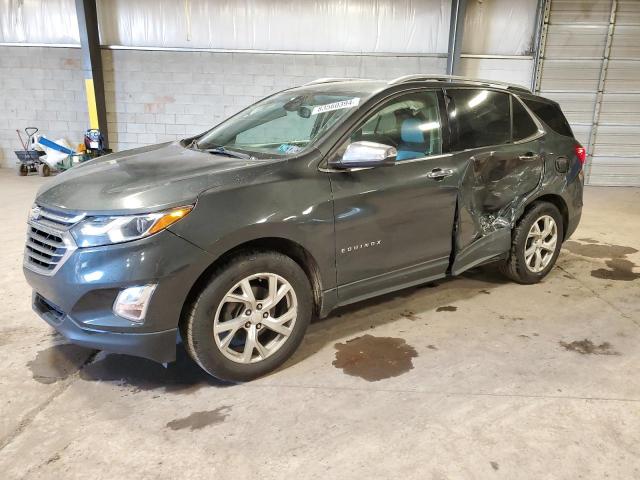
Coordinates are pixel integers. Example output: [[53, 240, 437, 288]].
[[427, 168, 454, 180]]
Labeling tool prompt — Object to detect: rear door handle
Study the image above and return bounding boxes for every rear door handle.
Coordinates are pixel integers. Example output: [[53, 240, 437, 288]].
[[518, 152, 538, 160], [427, 168, 454, 180]]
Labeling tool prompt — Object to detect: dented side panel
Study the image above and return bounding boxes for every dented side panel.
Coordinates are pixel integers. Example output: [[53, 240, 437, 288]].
[[452, 140, 545, 274]]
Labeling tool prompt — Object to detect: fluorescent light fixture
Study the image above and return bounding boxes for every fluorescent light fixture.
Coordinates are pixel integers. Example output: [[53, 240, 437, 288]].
[[468, 90, 489, 108], [419, 121, 440, 132]]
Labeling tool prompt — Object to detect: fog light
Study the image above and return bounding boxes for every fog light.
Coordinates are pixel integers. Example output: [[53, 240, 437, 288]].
[[113, 285, 157, 323]]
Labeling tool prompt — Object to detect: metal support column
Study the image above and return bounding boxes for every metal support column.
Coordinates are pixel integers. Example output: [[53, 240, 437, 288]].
[[75, 0, 108, 148], [446, 0, 467, 76], [585, 0, 617, 184], [532, 0, 551, 92]]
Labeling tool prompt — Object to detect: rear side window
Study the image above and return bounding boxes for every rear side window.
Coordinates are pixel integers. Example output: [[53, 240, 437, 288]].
[[522, 98, 574, 138], [446, 89, 511, 150], [512, 97, 539, 141]]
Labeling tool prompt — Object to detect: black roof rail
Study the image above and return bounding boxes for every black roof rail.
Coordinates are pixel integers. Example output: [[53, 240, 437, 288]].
[[388, 74, 531, 93]]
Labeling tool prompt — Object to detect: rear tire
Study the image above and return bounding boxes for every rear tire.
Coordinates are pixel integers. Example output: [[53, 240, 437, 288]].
[[17, 164, 28, 176], [500, 202, 564, 284], [180, 251, 312, 382]]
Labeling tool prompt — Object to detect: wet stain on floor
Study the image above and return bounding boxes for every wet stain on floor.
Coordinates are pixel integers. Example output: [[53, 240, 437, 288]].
[[490, 461, 499, 471], [591, 259, 640, 282], [401, 310, 419, 321], [333, 335, 418, 382], [27, 344, 96, 384], [564, 241, 637, 259], [166, 406, 231, 431], [79, 346, 222, 392], [436, 306, 457, 312], [559, 339, 620, 356], [577, 237, 600, 244], [564, 239, 639, 282]]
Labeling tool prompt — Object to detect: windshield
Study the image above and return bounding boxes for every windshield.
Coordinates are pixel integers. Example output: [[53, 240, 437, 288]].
[[193, 81, 384, 158]]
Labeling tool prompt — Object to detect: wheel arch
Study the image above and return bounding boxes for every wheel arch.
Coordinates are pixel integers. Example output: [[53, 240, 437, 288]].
[[524, 193, 569, 240], [179, 236, 325, 326]]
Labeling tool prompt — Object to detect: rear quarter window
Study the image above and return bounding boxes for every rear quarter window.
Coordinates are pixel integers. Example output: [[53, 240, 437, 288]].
[[512, 97, 539, 141], [523, 98, 574, 138]]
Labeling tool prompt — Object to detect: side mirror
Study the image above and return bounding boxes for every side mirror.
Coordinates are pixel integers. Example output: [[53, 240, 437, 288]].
[[333, 141, 397, 169]]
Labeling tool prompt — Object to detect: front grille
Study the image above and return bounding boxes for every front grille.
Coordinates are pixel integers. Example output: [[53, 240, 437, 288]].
[[25, 225, 67, 271], [24, 205, 81, 275]]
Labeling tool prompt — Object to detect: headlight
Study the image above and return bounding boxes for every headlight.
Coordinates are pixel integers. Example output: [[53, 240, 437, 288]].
[[70, 205, 193, 247]]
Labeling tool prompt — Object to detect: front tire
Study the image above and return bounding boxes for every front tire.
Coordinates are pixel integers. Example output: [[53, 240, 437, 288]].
[[500, 202, 564, 284], [180, 251, 312, 382]]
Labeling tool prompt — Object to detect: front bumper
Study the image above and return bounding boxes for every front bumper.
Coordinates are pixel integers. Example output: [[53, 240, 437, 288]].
[[24, 229, 213, 363], [33, 292, 177, 363]]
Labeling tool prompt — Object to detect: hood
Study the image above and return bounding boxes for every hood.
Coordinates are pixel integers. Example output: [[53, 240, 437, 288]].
[[36, 142, 275, 214]]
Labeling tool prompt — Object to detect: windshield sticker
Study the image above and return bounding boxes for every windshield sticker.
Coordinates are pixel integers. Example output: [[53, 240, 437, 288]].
[[278, 144, 303, 154], [312, 98, 360, 115]]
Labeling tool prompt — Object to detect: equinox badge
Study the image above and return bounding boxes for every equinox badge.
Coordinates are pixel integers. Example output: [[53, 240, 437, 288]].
[[341, 240, 382, 254]]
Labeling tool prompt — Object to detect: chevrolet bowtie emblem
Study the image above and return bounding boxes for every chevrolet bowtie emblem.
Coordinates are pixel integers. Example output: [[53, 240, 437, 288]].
[[29, 205, 41, 221]]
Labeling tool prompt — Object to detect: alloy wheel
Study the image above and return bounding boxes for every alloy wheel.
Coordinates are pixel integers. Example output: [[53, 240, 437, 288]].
[[524, 215, 558, 273], [213, 273, 298, 364]]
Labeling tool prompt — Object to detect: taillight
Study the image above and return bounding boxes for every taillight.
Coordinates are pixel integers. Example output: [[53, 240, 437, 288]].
[[575, 144, 586, 166]]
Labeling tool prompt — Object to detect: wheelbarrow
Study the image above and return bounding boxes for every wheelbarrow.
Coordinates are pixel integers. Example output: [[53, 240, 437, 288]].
[[14, 127, 49, 176]]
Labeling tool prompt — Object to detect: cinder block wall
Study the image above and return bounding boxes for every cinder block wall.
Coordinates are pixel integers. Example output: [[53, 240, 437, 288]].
[[0, 45, 446, 168], [0, 47, 88, 169]]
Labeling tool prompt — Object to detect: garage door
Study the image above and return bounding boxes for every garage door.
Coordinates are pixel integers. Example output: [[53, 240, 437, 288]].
[[537, 0, 640, 186]]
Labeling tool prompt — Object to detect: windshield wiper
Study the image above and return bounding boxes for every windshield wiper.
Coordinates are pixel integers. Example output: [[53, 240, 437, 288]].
[[202, 145, 253, 160], [186, 139, 254, 160]]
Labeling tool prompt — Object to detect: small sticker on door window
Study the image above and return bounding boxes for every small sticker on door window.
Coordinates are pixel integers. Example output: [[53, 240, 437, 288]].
[[312, 98, 360, 115], [278, 144, 303, 154]]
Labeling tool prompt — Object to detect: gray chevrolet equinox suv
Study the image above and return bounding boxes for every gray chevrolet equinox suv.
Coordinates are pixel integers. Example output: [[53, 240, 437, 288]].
[[24, 75, 584, 381]]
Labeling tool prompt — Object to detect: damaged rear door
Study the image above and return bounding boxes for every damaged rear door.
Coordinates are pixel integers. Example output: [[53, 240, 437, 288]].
[[443, 88, 545, 274]]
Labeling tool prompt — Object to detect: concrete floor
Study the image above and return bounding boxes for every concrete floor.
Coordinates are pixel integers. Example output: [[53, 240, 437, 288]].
[[1, 168, 639, 479]]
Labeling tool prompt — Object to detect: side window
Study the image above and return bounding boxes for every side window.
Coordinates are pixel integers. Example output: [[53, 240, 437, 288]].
[[512, 97, 539, 141], [523, 98, 574, 138], [345, 91, 442, 161], [446, 89, 511, 151]]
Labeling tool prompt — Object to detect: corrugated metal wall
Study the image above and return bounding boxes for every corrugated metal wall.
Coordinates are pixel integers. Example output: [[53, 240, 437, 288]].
[[459, 0, 539, 88], [537, 0, 640, 186], [594, 0, 640, 186]]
